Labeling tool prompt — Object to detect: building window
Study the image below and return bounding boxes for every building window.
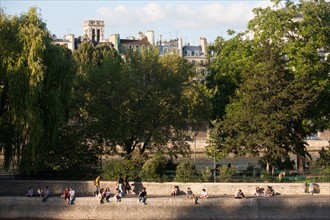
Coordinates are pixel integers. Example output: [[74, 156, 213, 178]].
[[92, 29, 95, 42], [97, 29, 100, 42]]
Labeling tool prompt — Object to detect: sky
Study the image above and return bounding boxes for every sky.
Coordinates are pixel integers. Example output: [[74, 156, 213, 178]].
[[1, 0, 277, 45]]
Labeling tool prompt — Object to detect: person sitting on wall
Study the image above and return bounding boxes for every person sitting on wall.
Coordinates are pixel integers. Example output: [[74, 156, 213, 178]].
[[61, 187, 70, 204], [105, 187, 111, 202], [36, 186, 43, 197], [69, 187, 75, 205], [200, 189, 209, 199], [234, 189, 246, 199], [254, 187, 261, 197], [186, 187, 199, 204], [138, 187, 147, 205], [99, 188, 106, 204], [42, 186, 50, 202], [26, 187, 35, 197], [309, 182, 315, 195], [171, 185, 179, 196], [265, 186, 275, 197]]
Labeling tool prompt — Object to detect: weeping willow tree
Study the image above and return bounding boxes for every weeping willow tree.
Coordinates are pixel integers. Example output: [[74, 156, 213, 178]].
[[0, 8, 76, 175]]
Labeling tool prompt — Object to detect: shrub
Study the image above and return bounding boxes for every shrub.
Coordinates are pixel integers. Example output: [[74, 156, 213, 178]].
[[319, 166, 330, 182], [175, 161, 199, 182], [201, 167, 213, 182], [139, 153, 168, 182], [102, 159, 141, 181], [217, 166, 236, 182]]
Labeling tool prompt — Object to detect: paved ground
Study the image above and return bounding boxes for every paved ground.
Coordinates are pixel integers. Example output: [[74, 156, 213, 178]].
[[1, 194, 329, 220]]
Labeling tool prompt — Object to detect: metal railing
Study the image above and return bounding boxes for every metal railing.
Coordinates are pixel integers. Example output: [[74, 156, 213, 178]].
[[1, 167, 329, 183]]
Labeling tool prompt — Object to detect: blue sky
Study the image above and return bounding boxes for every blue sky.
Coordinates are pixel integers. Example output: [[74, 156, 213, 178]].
[[1, 0, 276, 45]]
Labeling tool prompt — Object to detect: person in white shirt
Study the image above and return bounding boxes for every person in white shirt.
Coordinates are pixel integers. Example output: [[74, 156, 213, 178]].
[[69, 187, 75, 204], [200, 189, 209, 199]]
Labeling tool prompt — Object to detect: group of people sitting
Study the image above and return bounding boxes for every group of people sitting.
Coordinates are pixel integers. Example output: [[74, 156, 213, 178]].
[[170, 185, 276, 201], [234, 186, 276, 199], [94, 175, 133, 204], [95, 185, 147, 205], [61, 187, 76, 204], [253, 186, 275, 197], [26, 186, 50, 202], [236, 185, 275, 198], [30, 184, 277, 205], [170, 185, 209, 204]]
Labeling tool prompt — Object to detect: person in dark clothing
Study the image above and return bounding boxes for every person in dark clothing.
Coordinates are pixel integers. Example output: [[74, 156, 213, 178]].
[[138, 187, 147, 205], [124, 175, 132, 195]]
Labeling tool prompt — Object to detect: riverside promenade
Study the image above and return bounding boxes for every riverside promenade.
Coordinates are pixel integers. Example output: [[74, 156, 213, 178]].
[[0, 180, 329, 220]]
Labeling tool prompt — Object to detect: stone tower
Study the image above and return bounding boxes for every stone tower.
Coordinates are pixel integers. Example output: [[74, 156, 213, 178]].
[[83, 20, 105, 42]]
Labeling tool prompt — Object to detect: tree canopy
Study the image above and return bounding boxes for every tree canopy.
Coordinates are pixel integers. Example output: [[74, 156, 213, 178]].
[[207, 0, 330, 172], [79, 47, 210, 159], [0, 8, 76, 174]]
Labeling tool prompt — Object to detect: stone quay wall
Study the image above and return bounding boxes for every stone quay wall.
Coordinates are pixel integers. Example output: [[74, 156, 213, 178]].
[[0, 181, 329, 220], [0, 180, 329, 197]]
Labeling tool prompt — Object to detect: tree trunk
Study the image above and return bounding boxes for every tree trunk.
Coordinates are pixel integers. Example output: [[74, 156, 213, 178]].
[[139, 134, 151, 155], [297, 155, 305, 174]]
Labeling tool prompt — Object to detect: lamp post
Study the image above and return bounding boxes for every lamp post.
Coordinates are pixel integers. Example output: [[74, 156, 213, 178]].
[[213, 149, 216, 183], [194, 132, 197, 165], [210, 138, 216, 183]]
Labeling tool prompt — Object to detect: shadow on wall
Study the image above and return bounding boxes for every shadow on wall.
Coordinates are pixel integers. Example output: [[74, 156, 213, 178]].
[[1, 181, 93, 197], [131, 181, 143, 195], [312, 183, 321, 194]]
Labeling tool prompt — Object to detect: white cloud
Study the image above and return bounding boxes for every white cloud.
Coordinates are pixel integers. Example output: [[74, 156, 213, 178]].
[[97, 2, 168, 27], [96, 1, 275, 41], [98, 1, 274, 28], [138, 2, 167, 23]]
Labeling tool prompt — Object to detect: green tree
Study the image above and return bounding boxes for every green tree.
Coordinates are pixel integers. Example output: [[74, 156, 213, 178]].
[[84, 48, 209, 159], [0, 8, 75, 174], [316, 146, 330, 168], [207, 0, 330, 173], [206, 34, 253, 120], [248, 0, 330, 172]]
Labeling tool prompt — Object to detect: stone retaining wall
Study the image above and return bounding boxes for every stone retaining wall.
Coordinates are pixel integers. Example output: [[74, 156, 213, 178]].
[[0, 180, 329, 197]]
